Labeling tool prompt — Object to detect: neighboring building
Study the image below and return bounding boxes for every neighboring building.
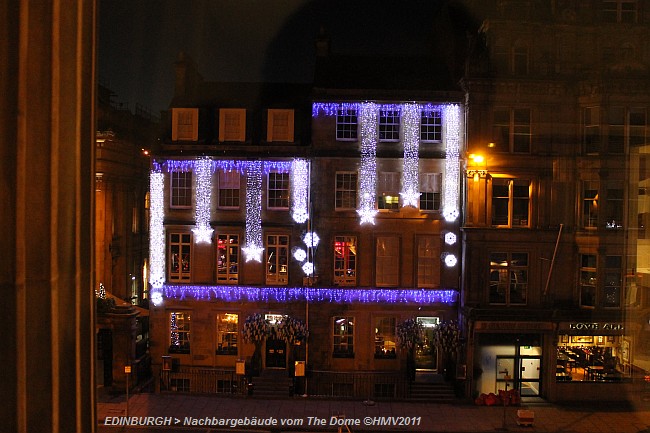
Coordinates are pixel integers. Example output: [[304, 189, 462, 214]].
[[95, 84, 158, 391], [460, 0, 650, 403], [147, 50, 465, 399]]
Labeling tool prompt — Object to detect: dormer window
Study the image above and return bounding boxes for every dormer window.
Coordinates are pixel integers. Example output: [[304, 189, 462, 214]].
[[171, 108, 198, 141], [267, 109, 294, 142], [219, 108, 246, 142]]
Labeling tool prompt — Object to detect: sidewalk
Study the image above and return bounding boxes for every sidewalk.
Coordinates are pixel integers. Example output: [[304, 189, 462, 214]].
[[97, 392, 650, 433]]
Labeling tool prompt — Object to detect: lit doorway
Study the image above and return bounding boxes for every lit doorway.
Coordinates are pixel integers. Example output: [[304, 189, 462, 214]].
[[415, 317, 439, 371]]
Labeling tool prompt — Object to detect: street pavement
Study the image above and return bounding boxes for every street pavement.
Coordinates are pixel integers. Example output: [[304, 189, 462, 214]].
[[97, 392, 650, 433]]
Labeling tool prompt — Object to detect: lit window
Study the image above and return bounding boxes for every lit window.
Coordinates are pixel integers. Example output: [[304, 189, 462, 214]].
[[169, 233, 192, 282], [376, 236, 399, 287], [216, 234, 239, 284], [267, 109, 294, 142], [218, 170, 240, 209], [171, 108, 198, 141], [334, 236, 357, 286], [379, 108, 400, 142], [420, 108, 441, 142], [267, 172, 290, 209], [374, 317, 397, 359], [489, 252, 528, 305], [335, 172, 357, 210], [377, 172, 400, 211], [216, 313, 238, 355], [417, 236, 439, 287], [420, 173, 442, 211], [491, 178, 530, 227], [580, 254, 597, 308], [333, 316, 354, 358], [582, 180, 599, 228], [170, 171, 192, 208], [169, 311, 191, 354], [336, 108, 358, 141], [218, 108, 246, 142], [266, 234, 289, 285]]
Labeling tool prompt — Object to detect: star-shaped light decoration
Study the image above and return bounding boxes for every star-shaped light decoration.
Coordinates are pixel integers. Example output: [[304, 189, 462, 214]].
[[242, 245, 264, 263], [192, 226, 214, 244], [400, 190, 421, 208]]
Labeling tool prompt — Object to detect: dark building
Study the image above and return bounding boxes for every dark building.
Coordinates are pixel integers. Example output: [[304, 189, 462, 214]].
[[94, 84, 158, 392], [460, 0, 650, 403]]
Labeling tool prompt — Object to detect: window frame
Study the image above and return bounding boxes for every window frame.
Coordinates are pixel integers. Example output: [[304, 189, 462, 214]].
[[217, 170, 240, 209], [420, 108, 442, 143], [169, 310, 191, 354], [488, 252, 529, 306], [265, 234, 289, 285], [170, 170, 192, 208], [171, 108, 199, 142], [267, 172, 290, 210], [602, 0, 638, 23], [333, 316, 355, 358], [582, 180, 599, 229], [377, 171, 401, 211], [336, 108, 358, 141], [583, 106, 601, 154], [216, 233, 240, 284], [334, 236, 357, 286], [580, 254, 597, 308], [492, 108, 531, 153], [374, 316, 397, 359], [215, 313, 239, 355], [420, 172, 442, 212], [169, 232, 192, 282], [379, 108, 401, 142], [603, 255, 622, 308], [376, 236, 399, 287], [218, 108, 246, 142], [417, 235, 439, 288], [335, 172, 358, 211], [267, 109, 295, 142], [490, 178, 531, 228]]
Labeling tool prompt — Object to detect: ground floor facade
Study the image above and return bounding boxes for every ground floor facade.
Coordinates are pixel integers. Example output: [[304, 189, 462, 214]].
[[463, 316, 645, 404], [149, 286, 457, 398]]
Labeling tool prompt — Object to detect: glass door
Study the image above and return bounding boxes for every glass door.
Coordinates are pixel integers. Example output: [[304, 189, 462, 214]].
[[415, 317, 439, 371]]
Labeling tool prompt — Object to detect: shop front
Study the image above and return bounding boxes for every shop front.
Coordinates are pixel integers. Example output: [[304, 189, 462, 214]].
[[550, 321, 640, 403], [470, 321, 554, 400]]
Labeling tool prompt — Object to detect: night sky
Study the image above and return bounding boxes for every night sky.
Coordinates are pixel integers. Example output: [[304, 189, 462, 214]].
[[97, 0, 447, 113]]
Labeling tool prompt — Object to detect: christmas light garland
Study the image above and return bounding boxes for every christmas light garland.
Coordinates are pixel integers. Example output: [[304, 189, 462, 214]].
[[191, 157, 214, 243], [149, 169, 165, 306], [442, 104, 461, 222], [400, 103, 420, 207], [291, 158, 310, 223], [242, 160, 264, 262], [358, 102, 378, 224], [163, 284, 457, 304]]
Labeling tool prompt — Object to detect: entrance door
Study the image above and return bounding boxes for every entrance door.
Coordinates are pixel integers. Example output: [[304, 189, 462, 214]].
[[495, 355, 541, 397], [415, 317, 439, 371], [265, 338, 286, 368]]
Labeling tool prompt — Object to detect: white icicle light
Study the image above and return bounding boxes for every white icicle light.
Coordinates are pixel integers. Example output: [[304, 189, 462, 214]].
[[149, 169, 166, 304], [358, 102, 378, 224], [443, 104, 461, 222], [192, 157, 214, 244], [400, 103, 420, 208], [291, 158, 310, 223], [243, 161, 264, 262]]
